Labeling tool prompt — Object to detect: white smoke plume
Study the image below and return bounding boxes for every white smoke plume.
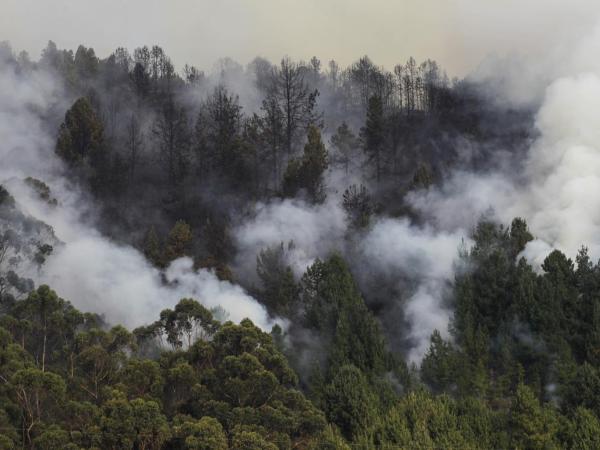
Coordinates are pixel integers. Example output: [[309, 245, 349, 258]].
[[233, 173, 468, 363], [233, 21, 600, 362], [360, 218, 468, 363], [0, 51, 274, 330], [410, 22, 600, 268], [233, 195, 347, 281]]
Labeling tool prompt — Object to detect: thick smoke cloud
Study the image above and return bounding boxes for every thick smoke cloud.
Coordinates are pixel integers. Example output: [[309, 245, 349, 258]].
[[234, 19, 600, 362], [6, 11, 600, 366], [410, 21, 600, 268], [0, 54, 274, 330], [361, 218, 468, 363], [233, 195, 347, 281], [234, 172, 468, 363]]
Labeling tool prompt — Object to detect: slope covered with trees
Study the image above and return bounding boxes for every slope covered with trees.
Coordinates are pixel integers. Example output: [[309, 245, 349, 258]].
[[1, 41, 598, 449]]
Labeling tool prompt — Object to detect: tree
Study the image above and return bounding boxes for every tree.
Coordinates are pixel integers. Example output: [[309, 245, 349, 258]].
[[131, 398, 171, 450], [32, 424, 71, 450], [199, 86, 243, 180], [153, 97, 190, 187], [232, 431, 277, 450], [11, 368, 66, 446], [99, 391, 136, 449], [10, 285, 71, 372], [330, 122, 359, 175], [324, 364, 378, 440], [56, 97, 104, 165], [74, 45, 99, 80], [510, 383, 559, 450], [183, 64, 204, 86], [24, 177, 57, 206], [258, 95, 285, 187], [163, 220, 192, 263], [411, 163, 433, 189], [143, 227, 163, 267], [567, 407, 600, 450], [73, 326, 134, 402], [120, 359, 164, 400], [270, 56, 320, 156], [282, 125, 328, 202], [364, 390, 480, 449], [171, 415, 228, 450], [362, 96, 385, 183], [420, 330, 457, 393], [300, 255, 387, 377], [131, 62, 150, 98], [256, 243, 298, 316], [342, 184, 373, 229], [156, 299, 217, 349], [327, 60, 340, 89], [349, 56, 380, 108]]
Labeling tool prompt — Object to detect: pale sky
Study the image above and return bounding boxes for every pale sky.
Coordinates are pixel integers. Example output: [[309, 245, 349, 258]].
[[2, 0, 600, 77]]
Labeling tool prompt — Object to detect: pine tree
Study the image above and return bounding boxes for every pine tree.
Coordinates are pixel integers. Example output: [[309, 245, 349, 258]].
[[282, 125, 328, 202], [163, 221, 193, 263], [55, 97, 104, 166], [142, 227, 163, 267], [362, 95, 384, 183]]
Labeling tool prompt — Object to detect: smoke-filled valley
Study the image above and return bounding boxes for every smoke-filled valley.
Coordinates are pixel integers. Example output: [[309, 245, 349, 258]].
[[3, 14, 600, 448]]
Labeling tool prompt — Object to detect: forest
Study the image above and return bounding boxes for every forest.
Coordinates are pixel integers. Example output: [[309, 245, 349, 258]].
[[1, 39, 600, 450]]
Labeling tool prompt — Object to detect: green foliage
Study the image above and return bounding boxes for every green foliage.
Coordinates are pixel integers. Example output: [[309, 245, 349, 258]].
[[143, 226, 163, 267], [282, 125, 328, 202], [509, 383, 559, 450], [324, 364, 378, 440], [566, 407, 600, 450], [55, 97, 104, 166], [256, 243, 299, 316], [172, 415, 228, 450], [164, 220, 193, 263], [146, 298, 218, 350], [301, 255, 386, 377], [411, 163, 433, 189], [0, 290, 332, 448], [3, 217, 600, 448], [420, 330, 457, 393], [231, 430, 277, 450]]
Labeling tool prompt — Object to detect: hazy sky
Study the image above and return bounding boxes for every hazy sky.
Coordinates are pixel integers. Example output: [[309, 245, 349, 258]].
[[2, 0, 600, 76]]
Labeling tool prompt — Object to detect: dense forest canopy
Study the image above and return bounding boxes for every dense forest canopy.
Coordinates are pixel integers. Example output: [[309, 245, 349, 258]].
[[1, 34, 600, 449]]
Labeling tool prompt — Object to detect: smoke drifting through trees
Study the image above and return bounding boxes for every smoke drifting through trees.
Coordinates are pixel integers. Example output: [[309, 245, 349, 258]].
[[4, 7, 600, 448], [0, 46, 273, 330], [410, 22, 600, 268], [4, 21, 600, 371]]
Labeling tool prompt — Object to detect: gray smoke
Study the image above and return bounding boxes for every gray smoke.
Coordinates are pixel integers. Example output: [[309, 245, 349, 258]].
[[410, 22, 600, 268], [0, 53, 275, 330], [233, 168, 468, 363]]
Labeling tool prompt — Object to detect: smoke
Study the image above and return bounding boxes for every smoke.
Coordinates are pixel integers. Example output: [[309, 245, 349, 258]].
[[360, 218, 468, 363], [233, 169, 468, 363], [228, 16, 600, 363], [233, 195, 347, 281], [0, 51, 274, 330], [410, 21, 600, 268], [458, 0, 600, 107]]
